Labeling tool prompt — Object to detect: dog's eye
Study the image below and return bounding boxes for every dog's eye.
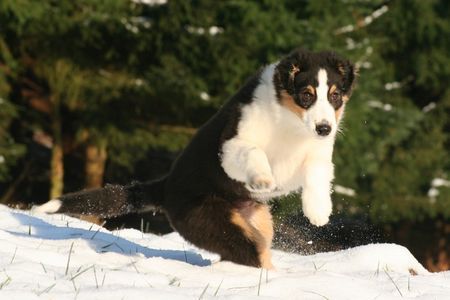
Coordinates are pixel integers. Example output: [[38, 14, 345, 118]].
[[303, 91, 314, 100], [330, 92, 340, 101], [299, 91, 315, 108], [329, 92, 343, 109]]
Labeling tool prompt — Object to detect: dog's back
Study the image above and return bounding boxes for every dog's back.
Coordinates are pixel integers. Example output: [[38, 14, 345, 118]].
[[36, 49, 357, 268]]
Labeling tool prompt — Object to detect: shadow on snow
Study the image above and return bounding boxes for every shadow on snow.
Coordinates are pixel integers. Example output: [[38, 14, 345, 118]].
[[7, 211, 211, 267]]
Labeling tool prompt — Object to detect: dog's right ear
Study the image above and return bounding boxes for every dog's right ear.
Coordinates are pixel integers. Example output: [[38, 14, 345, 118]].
[[274, 49, 309, 94]]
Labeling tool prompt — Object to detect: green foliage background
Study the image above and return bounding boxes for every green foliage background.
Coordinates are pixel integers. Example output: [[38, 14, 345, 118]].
[[0, 0, 449, 223]]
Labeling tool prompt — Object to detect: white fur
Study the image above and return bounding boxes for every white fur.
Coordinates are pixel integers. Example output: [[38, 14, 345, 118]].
[[304, 69, 337, 136], [32, 199, 62, 214], [221, 65, 339, 226]]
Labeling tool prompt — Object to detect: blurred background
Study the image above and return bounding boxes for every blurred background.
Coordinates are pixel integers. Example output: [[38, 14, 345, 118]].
[[0, 0, 448, 271]]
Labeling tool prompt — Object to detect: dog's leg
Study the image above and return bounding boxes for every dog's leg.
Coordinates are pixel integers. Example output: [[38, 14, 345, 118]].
[[300, 160, 334, 226], [221, 139, 275, 193], [238, 202, 274, 269], [170, 197, 273, 268]]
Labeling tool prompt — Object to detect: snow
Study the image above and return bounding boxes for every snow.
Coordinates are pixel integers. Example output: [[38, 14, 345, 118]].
[[131, 0, 167, 6], [0, 205, 449, 299], [200, 92, 210, 102], [431, 178, 450, 188], [368, 100, 393, 111], [333, 184, 356, 197], [335, 5, 389, 35], [423, 102, 437, 113], [384, 82, 402, 91], [186, 26, 224, 36], [427, 178, 450, 199]]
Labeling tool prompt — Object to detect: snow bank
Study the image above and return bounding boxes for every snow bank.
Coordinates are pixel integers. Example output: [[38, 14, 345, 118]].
[[0, 205, 448, 299]]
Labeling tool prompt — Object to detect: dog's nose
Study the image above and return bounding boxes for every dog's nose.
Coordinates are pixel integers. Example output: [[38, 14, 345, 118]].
[[315, 123, 332, 136]]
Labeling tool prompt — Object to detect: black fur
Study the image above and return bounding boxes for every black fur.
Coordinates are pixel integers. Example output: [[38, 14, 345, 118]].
[[49, 49, 356, 267], [54, 70, 263, 266], [274, 49, 356, 110], [57, 178, 166, 218]]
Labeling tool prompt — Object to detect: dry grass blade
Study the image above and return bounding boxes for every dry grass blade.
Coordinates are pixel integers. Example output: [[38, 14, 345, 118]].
[[40, 262, 47, 273], [257, 268, 263, 296], [0, 276, 11, 290], [10, 247, 17, 264], [198, 283, 209, 300], [65, 242, 74, 276], [214, 279, 223, 296], [70, 265, 94, 280], [183, 245, 188, 263], [36, 283, 56, 296], [304, 290, 330, 300], [93, 265, 99, 289], [90, 228, 102, 240], [384, 269, 403, 297], [130, 260, 140, 274]]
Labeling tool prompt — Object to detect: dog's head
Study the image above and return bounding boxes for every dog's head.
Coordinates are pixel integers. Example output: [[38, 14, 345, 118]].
[[274, 49, 357, 138]]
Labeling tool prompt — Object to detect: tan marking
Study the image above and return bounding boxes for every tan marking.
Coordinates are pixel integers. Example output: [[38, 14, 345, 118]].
[[279, 90, 305, 118], [260, 248, 274, 269], [289, 64, 300, 81], [248, 204, 273, 248], [230, 211, 255, 241], [335, 105, 345, 122], [329, 84, 337, 94], [230, 203, 274, 269], [79, 215, 102, 224], [250, 204, 274, 270], [335, 93, 351, 122], [337, 63, 346, 75], [305, 85, 315, 95]]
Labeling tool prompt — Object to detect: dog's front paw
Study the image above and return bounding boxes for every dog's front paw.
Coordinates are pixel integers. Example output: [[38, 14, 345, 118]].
[[305, 209, 330, 227], [246, 173, 276, 193], [302, 190, 332, 226]]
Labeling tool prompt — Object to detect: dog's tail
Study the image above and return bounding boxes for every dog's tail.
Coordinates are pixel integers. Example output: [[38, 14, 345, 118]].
[[34, 177, 166, 218]]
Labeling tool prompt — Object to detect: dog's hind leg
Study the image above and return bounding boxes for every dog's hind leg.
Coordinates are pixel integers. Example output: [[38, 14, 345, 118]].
[[170, 196, 273, 268], [235, 202, 274, 269]]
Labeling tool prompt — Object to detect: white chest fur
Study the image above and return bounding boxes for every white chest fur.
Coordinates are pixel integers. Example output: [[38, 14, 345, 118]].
[[220, 64, 335, 201]]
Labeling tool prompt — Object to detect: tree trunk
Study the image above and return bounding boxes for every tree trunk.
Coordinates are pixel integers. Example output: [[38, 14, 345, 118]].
[[0, 162, 31, 204], [49, 101, 64, 199], [85, 142, 107, 189]]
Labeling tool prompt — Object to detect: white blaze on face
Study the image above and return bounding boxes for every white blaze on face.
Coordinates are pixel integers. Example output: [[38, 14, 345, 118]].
[[304, 69, 336, 137], [316, 69, 329, 105]]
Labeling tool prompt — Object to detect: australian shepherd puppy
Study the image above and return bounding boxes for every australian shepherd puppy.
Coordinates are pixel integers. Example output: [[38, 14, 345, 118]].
[[36, 49, 356, 268]]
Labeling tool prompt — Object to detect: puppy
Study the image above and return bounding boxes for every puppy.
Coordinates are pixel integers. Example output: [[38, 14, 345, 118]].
[[36, 49, 356, 268]]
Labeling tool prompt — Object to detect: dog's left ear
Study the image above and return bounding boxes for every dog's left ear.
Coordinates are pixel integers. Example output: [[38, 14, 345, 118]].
[[328, 53, 358, 96]]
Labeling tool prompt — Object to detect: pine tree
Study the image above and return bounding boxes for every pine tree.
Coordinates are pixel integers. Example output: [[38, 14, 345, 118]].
[[0, 31, 26, 192], [1, 0, 449, 226], [365, 0, 450, 221]]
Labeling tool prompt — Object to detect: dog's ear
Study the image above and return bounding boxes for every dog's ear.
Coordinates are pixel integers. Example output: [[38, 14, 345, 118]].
[[327, 53, 358, 96], [275, 49, 309, 94]]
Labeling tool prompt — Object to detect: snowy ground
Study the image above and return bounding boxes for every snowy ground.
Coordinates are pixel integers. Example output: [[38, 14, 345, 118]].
[[0, 205, 448, 299]]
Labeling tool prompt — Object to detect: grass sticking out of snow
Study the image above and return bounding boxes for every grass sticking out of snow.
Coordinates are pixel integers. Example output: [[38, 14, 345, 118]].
[[0, 205, 448, 299]]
